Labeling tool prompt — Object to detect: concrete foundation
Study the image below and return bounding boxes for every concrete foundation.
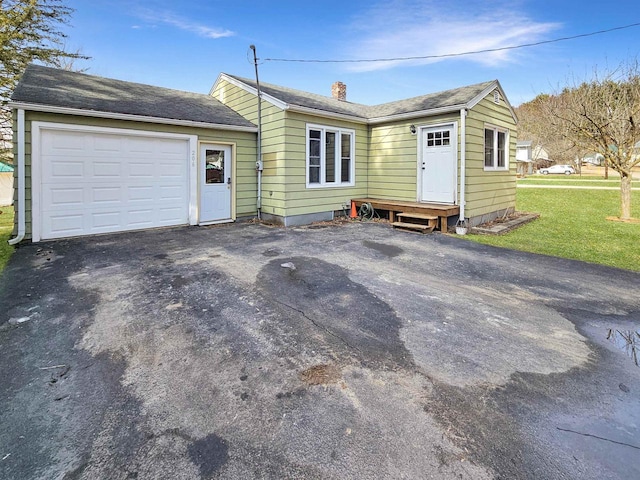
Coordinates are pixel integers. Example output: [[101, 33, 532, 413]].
[[260, 211, 334, 227], [466, 207, 515, 227]]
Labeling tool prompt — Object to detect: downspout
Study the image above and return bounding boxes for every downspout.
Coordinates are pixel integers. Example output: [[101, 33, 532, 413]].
[[457, 108, 467, 231], [250, 45, 263, 220], [9, 109, 25, 245]]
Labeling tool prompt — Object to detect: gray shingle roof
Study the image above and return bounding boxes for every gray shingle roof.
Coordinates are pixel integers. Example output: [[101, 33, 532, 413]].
[[225, 74, 496, 121], [366, 81, 495, 119], [226, 74, 370, 119], [12, 64, 256, 129]]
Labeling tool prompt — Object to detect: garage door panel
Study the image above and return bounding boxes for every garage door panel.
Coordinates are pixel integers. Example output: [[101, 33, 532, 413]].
[[42, 206, 171, 238], [128, 162, 154, 178], [92, 161, 123, 177], [159, 185, 184, 201], [93, 136, 122, 152], [153, 138, 190, 154], [93, 186, 123, 203], [44, 213, 85, 237], [126, 137, 156, 153], [44, 158, 85, 179], [158, 206, 186, 222], [39, 129, 189, 240], [128, 209, 156, 227], [159, 164, 185, 178], [48, 187, 85, 207], [92, 211, 122, 229], [43, 130, 86, 152], [128, 185, 154, 202]]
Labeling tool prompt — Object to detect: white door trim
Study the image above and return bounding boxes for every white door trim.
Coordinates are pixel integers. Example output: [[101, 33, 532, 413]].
[[198, 142, 234, 225], [416, 121, 458, 204], [31, 121, 198, 242]]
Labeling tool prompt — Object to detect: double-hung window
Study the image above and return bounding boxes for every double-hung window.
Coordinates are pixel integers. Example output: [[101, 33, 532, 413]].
[[307, 124, 355, 187], [484, 125, 509, 171]]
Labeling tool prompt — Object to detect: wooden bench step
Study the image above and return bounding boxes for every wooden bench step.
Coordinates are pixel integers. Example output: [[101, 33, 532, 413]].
[[391, 221, 435, 233], [396, 212, 438, 220]]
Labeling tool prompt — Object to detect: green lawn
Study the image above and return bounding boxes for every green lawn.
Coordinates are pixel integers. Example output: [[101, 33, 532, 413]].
[[466, 189, 640, 271], [0, 205, 15, 271]]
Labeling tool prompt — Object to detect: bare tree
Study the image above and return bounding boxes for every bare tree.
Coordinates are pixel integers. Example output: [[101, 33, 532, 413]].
[[546, 61, 640, 220], [516, 94, 578, 167], [45, 44, 89, 72]]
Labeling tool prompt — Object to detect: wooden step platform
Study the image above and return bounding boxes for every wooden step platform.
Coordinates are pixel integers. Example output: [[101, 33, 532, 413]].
[[397, 212, 438, 222], [351, 198, 459, 232], [392, 212, 438, 233], [391, 221, 435, 233]]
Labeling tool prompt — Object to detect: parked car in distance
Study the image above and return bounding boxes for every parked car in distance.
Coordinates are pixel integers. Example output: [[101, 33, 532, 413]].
[[539, 164, 576, 175]]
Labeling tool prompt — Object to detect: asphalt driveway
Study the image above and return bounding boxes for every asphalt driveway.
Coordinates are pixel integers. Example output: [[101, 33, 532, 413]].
[[1, 222, 638, 479]]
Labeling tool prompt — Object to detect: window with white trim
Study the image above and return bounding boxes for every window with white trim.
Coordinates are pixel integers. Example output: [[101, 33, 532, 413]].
[[484, 125, 509, 170], [306, 125, 355, 187]]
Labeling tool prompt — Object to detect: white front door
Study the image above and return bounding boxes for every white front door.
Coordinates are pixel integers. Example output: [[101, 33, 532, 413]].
[[200, 144, 231, 223], [420, 125, 456, 204]]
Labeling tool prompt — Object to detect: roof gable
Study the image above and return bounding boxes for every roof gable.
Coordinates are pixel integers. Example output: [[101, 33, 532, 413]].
[[216, 74, 515, 124], [219, 74, 370, 121], [12, 65, 256, 130]]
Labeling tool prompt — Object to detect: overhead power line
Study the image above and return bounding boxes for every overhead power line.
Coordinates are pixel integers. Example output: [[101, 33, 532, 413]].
[[263, 21, 640, 64]]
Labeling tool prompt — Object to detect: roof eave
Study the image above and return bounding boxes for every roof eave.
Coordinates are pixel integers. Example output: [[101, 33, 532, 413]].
[[287, 105, 368, 124], [9, 102, 258, 133], [214, 74, 368, 123], [368, 104, 467, 124]]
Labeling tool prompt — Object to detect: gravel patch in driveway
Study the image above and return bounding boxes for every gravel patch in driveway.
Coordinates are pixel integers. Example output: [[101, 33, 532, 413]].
[[1, 222, 639, 479]]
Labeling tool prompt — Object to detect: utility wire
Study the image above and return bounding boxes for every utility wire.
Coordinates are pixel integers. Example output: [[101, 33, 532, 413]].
[[263, 21, 640, 64]]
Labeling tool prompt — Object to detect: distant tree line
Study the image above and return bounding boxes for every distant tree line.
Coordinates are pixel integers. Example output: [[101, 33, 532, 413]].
[[516, 60, 640, 221]]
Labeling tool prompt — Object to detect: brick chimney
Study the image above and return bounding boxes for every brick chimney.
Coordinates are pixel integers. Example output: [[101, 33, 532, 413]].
[[331, 81, 347, 101]]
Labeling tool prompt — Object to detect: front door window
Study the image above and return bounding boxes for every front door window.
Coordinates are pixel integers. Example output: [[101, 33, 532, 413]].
[[205, 149, 225, 184]]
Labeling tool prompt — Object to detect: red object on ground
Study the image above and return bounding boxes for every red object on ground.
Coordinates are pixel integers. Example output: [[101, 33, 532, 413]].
[[350, 201, 357, 218]]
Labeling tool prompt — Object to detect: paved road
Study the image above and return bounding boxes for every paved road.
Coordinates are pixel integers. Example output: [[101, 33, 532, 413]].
[[1, 223, 639, 479]]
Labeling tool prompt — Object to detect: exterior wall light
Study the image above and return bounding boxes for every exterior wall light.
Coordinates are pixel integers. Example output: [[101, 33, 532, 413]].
[[410, 125, 417, 135]]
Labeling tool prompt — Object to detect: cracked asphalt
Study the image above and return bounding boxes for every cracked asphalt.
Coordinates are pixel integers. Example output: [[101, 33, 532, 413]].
[[1, 222, 638, 479]]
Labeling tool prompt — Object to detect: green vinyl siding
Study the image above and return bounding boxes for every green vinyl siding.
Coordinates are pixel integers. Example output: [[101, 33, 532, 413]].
[[214, 77, 515, 225], [214, 78, 369, 218], [212, 78, 287, 217], [15, 110, 256, 239], [279, 112, 368, 217], [369, 114, 459, 201], [465, 94, 517, 220]]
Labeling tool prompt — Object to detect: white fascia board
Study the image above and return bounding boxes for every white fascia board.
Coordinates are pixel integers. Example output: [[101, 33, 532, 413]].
[[213, 73, 288, 111], [287, 105, 368, 124], [467, 80, 518, 124], [8, 102, 258, 133], [368, 104, 467, 125]]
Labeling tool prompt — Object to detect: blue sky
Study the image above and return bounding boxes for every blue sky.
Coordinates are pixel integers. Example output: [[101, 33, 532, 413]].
[[62, 0, 640, 106]]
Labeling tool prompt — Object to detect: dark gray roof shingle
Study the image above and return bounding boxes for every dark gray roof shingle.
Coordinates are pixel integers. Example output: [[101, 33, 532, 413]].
[[226, 74, 370, 119], [366, 81, 495, 119], [12, 64, 256, 129], [225, 74, 496, 120]]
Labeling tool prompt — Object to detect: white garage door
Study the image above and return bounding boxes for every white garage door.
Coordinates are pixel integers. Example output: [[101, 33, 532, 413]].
[[39, 128, 189, 240]]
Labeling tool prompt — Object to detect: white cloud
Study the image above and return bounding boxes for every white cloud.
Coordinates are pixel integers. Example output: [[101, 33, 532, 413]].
[[137, 10, 234, 39], [344, 0, 560, 71]]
